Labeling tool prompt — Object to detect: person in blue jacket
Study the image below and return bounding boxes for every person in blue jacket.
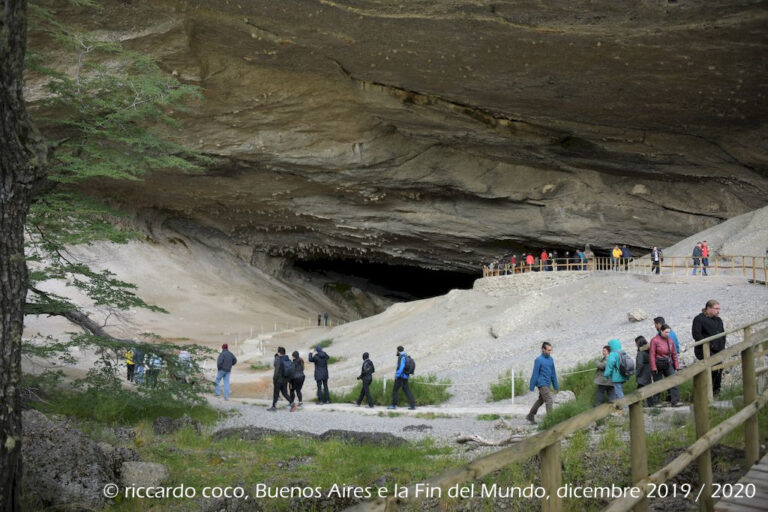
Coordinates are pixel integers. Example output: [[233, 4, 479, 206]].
[[387, 345, 415, 410], [604, 339, 628, 399], [526, 342, 559, 424]]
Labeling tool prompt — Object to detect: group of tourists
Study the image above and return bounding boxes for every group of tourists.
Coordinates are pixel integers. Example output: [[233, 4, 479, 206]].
[[526, 299, 726, 424], [214, 343, 418, 411], [124, 347, 172, 388], [487, 247, 595, 274]]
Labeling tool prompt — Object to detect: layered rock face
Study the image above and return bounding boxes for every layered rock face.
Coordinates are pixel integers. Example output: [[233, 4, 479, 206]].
[[33, 0, 768, 273]]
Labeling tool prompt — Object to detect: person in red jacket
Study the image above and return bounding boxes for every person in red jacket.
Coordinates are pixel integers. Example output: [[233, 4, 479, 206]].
[[701, 241, 709, 276], [650, 325, 682, 406], [525, 253, 535, 271]]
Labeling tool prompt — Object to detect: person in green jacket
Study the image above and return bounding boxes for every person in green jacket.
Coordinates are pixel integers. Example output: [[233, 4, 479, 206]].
[[604, 339, 628, 399]]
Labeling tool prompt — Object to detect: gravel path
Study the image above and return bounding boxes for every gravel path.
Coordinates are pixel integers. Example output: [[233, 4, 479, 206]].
[[209, 396, 536, 445]]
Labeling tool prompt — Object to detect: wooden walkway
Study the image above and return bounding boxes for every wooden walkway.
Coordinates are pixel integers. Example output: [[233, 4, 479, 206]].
[[715, 452, 768, 512]]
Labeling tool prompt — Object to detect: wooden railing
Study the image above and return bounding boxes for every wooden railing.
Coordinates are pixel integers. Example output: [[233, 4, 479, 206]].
[[344, 317, 768, 512], [482, 256, 768, 286]]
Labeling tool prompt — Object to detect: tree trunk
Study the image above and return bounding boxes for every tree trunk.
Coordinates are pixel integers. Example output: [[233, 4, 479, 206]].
[[1, 1, 46, 510]]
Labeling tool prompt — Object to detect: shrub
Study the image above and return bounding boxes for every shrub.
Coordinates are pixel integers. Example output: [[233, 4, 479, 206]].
[[488, 369, 526, 401], [329, 375, 451, 406], [311, 339, 333, 349]]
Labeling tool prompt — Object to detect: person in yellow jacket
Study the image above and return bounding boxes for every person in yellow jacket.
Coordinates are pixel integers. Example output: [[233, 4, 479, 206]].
[[125, 348, 135, 382], [611, 245, 623, 271]]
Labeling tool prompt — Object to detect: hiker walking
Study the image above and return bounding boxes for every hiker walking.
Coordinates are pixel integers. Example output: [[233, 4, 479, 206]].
[[651, 245, 663, 274], [289, 351, 305, 411], [650, 325, 681, 406], [611, 245, 623, 271], [692, 299, 726, 395], [388, 345, 416, 410], [653, 316, 680, 355], [317, 313, 322, 326], [125, 347, 135, 382], [594, 345, 614, 405], [215, 343, 237, 400], [133, 346, 146, 385], [323, 312, 329, 326], [526, 342, 559, 424], [604, 339, 629, 399], [309, 344, 330, 404], [525, 253, 534, 272], [634, 336, 654, 406], [356, 352, 376, 408], [146, 353, 163, 388], [268, 347, 293, 411], [621, 245, 633, 271]]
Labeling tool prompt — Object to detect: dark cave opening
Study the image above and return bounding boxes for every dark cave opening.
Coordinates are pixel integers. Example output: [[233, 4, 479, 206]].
[[293, 258, 478, 300]]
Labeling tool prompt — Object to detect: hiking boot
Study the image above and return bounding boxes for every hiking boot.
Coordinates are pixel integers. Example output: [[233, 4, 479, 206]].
[[298, 402, 303, 407], [368, 404, 375, 408], [267, 406, 277, 412], [408, 406, 416, 410], [290, 403, 298, 412], [387, 405, 396, 410], [526, 414, 536, 425], [672, 402, 685, 407]]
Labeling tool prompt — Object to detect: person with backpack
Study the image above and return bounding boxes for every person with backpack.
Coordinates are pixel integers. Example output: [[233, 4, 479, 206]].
[[692, 242, 703, 275], [634, 336, 654, 406], [308, 345, 330, 404], [268, 347, 293, 411], [356, 352, 376, 408], [133, 346, 146, 385], [692, 299, 726, 395], [526, 342, 559, 424], [388, 346, 415, 410], [216, 343, 237, 400], [125, 348, 135, 382], [289, 351, 305, 412], [604, 339, 629, 400], [146, 353, 163, 388], [650, 325, 681, 406], [594, 345, 614, 405]]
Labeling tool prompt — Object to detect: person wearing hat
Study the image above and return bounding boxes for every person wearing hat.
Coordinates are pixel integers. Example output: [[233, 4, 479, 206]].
[[308, 344, 330, 404], [356, 352, 376, 408], [216, 343, 238, 400]]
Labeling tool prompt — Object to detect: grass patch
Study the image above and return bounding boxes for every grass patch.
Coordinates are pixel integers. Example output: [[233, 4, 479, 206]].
[[250, 363, 271, 371], [329, 375, 452, 406], [33, 387, 219, 426], [413, 412, 455, 420], [377, 411, 402, 418], [108, 428, 458, 511], [488, 369, 526, 401], [326, 356, 345, 365], [311, 338, 333, 349], [476, 413, 501, 421]]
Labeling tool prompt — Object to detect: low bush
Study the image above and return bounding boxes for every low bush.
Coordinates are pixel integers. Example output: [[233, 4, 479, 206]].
[[488, 369, 527, 401]]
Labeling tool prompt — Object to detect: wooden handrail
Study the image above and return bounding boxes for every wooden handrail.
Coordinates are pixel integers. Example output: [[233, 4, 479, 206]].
[[343, 317, 768, 512]]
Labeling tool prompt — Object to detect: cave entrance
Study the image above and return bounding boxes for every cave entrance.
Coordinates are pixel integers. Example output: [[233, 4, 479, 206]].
[[293, 258, 477, 300]]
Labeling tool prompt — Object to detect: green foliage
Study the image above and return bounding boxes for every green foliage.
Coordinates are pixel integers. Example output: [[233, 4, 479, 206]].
[[250, 363, 271, 371], [311, 338, 333, 349], [329, 375, 452, 406], [476, 414, 501, 421], [488, 369, 526, 401], [538, 396, 593, 431], [326, 356, 345, 365]]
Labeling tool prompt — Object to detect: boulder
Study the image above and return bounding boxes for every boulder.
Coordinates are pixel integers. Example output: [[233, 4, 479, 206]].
[[21, 409, 116, 510], [153, 414, 202, 435], [120, 461, 170, 488], [627, 309, 648, 322], [553, 390, 577, 404]]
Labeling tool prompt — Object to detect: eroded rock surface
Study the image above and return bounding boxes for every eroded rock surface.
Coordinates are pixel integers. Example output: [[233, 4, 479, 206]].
[[28, 0, 768, 274]]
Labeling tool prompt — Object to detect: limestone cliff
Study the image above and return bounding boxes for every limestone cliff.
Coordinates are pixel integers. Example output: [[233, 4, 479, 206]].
[[28, 0, 768, 275]]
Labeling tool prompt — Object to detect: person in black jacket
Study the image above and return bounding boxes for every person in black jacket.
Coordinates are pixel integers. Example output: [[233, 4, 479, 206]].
[[216, 343, 237, 400], [268, 347, 292, 411], [308, 345, 330, 404], [692, 299, 726, 395], [356, 352, 376, 408], [289, 351, 305, 411], [634, 336, 654, 406]]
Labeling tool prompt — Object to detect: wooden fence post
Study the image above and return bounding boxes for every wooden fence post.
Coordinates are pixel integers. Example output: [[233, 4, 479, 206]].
[[714, 257, 718, 276], [753, 257, 757, 282], [629, 402, 649, 512], [693, 369, 714, 512], [742, 328, 759, 468], [541, 442, 562, 512]]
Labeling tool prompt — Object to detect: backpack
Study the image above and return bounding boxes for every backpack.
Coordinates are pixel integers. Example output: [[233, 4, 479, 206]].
[[404, 355, 415, 375], [618, 351, 635, 377], [281, 357, 294, 379]]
